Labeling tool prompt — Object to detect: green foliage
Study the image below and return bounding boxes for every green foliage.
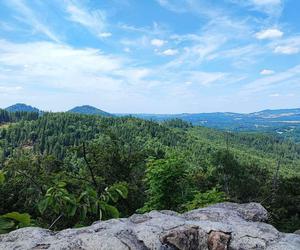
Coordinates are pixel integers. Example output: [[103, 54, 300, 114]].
[[0, 212, 31, 234], [0, 170, 5, 185], [140, 155, 189, 212], [38, 181, 77, 217], [76, 182, 128, 221], [0, 108, 38, 124], [37, 181, 128, 225], [0, 113, 299, 233], [183, 188, 227, 211], [162, 119, 192, 129]]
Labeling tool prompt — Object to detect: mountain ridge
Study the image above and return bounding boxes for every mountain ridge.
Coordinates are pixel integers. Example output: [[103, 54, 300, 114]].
[[3, 103, 300, 116], [68, 105, 112, 117], [2, 103, 300, 133], [5, 103, 39, 113]]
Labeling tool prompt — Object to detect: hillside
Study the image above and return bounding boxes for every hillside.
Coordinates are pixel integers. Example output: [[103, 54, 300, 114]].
[[3, 104, 300, 141], [5, 103, 39, 113], [68, 105, 112, 116], [128, 108, 300, 130], [0, 113, 299, 234], [123, 108, 300, 142]]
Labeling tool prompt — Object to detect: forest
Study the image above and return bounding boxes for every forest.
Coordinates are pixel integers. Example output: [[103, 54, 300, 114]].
[[0, 110, 299, 234]]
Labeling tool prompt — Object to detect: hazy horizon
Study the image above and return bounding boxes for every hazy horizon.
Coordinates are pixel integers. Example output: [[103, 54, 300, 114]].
[[2, 102, 300, 115], [0, 0, 299, 113]]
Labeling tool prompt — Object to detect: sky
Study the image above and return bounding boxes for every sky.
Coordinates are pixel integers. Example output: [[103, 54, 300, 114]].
[[0, 0, 299, 113]]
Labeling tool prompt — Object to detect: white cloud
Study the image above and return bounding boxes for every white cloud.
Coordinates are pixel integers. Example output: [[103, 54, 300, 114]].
[[241, 64, 300, 94], [157, 0, 225, 19], [156, 0, 188, 13], [162, 49, 178, 56], [65, 1, 107, 38], [6, 0, 60, 42], [252, 0, 281, 5], [0, 85, 22, 93], [269, 35, 300, 55], [231, 0, 283, 17], [274, 46, 300, 55], [0, 40, 153, 94], [115, 68, 151, 85], [255, 29, 283, 40], [185, 71, 227, 86], [260, 69, 275, 75], [151, 39, 166, 47], [269, 93, 280, 97], [99, 32, 112, 38], [208, 44, 264, 68], [120, 36, 149, 48]]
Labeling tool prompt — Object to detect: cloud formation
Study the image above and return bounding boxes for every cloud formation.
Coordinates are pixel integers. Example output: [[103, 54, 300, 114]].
[[0, 0, 299, 112], [274, 46, 299, 55], [151, 39, 166, 47], [260, 69, 275, 75], [65, 0, 108, 38], [5, 0, 60, 42], [162, 49, 178, 56], [255, 29, 283, 40]]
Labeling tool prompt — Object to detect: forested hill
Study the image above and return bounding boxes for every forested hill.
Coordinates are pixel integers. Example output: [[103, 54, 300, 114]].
[[125, 108, 300, 139], [0, 112, 299, 234], [68, 105, 112, 116], [5, 103, 39, 113], [2, 104, 300, 142]]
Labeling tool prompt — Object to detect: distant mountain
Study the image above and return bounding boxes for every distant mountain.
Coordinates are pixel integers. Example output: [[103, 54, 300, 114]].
[[5, 103, 39, 113], [68, 105, 112, 116], [120, 108, 300, 132], [249, 108, 300, 119]]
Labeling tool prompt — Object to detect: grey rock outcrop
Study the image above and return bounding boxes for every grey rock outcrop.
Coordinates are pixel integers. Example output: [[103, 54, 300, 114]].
[[0, 202, 299, 249]]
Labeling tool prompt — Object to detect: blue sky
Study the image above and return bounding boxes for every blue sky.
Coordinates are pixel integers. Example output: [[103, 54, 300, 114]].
[[0, 0, 299, 113]]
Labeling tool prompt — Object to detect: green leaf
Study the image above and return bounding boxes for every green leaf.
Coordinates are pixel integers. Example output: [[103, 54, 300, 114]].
[[81, 205, 87, 220], [115, 186, 128, 199], [0, 218, 15, 234], [98, 201, 119, 219], [107, 183, 128, 202], [57, 181, 66, 188], [104, 204, 119, 218], [38, 198, 49, 214], [2, 212, 31, 226], [0, 170, 5, 185], [99, 208, 103, 220], [108, 191, 119, 203], [67, 205, 77, 217]]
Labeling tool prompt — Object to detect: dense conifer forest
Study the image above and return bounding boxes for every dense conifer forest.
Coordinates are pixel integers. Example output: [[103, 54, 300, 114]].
[[0, 110, 299, 234]]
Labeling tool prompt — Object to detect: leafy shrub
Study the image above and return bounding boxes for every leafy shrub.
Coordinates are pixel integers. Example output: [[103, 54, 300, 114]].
[[0, 212, 31, 234], [183, 188, 227, 211]]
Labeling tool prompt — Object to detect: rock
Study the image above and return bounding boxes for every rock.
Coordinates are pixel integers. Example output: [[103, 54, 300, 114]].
[[294, 230, 300, 235], [207, 231, 230, 250], [160, 225, 208, 250], [0, 202, 299, 250]]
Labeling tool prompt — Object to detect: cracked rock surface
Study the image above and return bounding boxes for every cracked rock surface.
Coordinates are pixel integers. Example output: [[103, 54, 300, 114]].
[[0, 202, 299, 249]]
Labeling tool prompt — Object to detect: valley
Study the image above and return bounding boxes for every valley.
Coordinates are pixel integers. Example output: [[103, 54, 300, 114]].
[[0, 105, 299, 234]]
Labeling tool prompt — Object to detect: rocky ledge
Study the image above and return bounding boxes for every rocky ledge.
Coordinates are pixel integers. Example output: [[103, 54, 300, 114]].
[[1, 202, 299, 250]]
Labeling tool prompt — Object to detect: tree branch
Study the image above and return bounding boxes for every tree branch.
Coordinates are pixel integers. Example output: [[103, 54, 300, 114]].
[[16, 170, 44, 194], [82, 142, 98, 190], [49, 213, 63, 230]]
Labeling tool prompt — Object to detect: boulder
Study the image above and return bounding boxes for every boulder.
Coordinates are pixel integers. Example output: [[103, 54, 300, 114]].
[[0, 202, 299, 249]]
